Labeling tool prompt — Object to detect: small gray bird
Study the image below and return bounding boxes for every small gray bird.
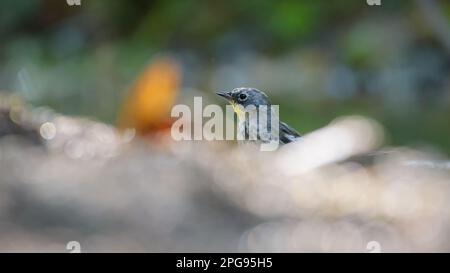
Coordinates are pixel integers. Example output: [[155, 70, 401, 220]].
[[216, 87, 301, 145]]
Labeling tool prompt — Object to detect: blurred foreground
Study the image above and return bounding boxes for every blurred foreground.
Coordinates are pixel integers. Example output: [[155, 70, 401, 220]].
[[1, 96, 449, 252]]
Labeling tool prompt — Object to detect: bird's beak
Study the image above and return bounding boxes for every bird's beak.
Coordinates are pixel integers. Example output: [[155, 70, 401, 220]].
[[216, 91, 232, 101]]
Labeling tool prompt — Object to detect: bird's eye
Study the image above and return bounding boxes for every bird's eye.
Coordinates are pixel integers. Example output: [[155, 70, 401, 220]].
[[238, 93, 248, 101]]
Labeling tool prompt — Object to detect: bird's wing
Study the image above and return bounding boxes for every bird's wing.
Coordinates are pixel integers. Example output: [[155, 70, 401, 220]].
[[279, 121, 301, 144]]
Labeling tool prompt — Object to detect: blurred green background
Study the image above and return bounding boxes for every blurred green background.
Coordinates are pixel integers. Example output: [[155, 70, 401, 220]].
[[1, 0, 449, 153]]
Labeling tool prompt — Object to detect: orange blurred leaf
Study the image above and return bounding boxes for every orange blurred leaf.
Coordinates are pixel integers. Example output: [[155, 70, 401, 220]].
[[117, 56, 181, 136]]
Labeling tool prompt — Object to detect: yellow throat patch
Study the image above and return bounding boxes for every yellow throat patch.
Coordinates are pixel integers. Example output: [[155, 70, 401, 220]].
[[231, 102, 245, 119]]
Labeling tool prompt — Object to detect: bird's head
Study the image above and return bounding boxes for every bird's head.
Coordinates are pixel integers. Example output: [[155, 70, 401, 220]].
[[216, 87, 270, 117]]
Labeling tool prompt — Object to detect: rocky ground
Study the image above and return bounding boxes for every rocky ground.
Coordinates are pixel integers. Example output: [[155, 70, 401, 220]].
[[1, 98, 450, 252]]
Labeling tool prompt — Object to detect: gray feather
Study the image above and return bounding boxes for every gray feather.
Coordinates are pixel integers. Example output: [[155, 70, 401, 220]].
[[279, 121, 301, 144]]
